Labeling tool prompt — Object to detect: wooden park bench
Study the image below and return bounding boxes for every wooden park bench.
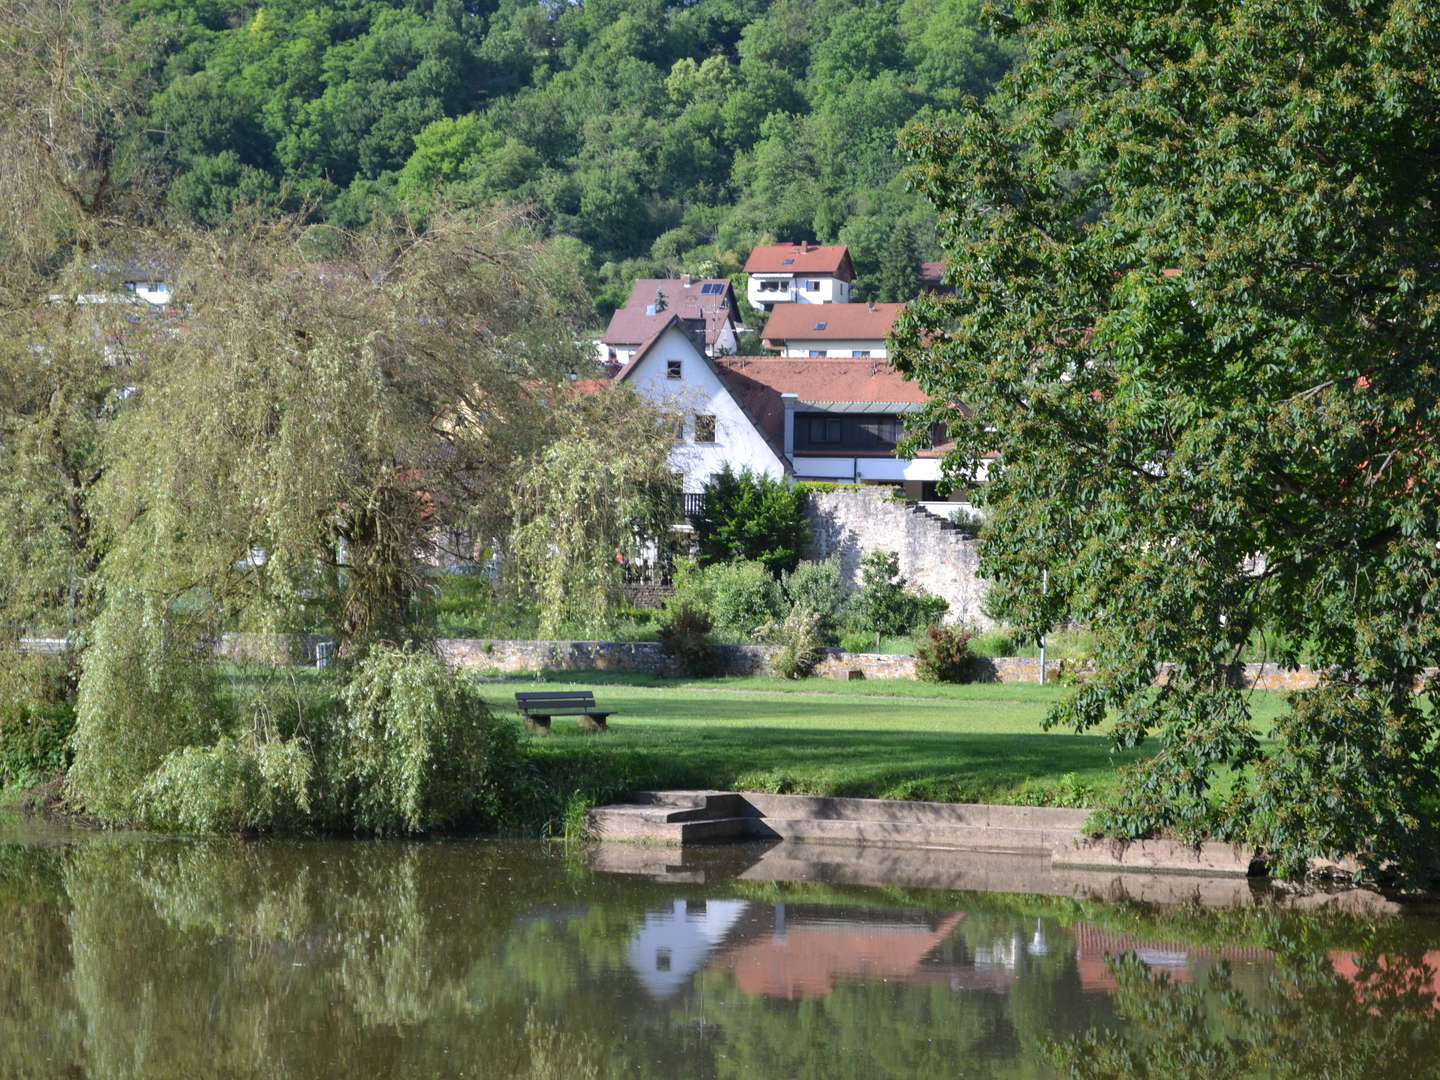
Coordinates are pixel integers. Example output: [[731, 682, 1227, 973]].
[[514, 690, 613, 733]]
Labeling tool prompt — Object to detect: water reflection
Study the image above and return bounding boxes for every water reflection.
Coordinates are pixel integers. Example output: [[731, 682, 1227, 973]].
[[0, 828, 1437, 1079]]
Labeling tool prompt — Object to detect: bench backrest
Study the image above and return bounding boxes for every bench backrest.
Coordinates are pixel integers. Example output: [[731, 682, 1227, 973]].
[[515, 691, 598, 710]]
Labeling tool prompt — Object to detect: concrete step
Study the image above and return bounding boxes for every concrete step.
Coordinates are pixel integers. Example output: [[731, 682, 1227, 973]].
[[746, 817, 1079, 854], [738, 793, 1090, 831]]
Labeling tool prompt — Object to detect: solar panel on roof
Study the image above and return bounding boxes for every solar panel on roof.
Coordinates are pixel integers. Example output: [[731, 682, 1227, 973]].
[[700, 282, 723, 294]]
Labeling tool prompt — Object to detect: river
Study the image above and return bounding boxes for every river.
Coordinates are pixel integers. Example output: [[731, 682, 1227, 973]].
[[1, 821, 1438, 1078]]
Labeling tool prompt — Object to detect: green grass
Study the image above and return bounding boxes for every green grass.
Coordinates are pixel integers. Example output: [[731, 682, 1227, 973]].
[[478, 675, 1288, 808]]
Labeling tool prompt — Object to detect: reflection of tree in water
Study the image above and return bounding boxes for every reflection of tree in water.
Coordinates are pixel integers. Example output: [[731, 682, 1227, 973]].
[[1042, 930, 1440, 1080]]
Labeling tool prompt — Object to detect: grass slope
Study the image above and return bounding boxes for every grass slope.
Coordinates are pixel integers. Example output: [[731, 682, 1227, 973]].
[[480, 675, 1287, 808]]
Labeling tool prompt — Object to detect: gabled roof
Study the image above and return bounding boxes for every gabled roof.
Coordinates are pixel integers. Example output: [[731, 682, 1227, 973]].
[[603, 277, 737, 349], [612, 314, 686, 383], [761, 302, 904, 344], [712, 356, 953, 456], [744, 243, 855, 281]]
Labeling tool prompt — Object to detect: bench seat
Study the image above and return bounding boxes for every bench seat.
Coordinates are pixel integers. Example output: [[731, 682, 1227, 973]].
[[514, 690, 613, 733]]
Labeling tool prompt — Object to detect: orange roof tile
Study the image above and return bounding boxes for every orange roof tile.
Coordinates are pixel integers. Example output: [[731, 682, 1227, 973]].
[[761, 302, 904, 344], [744, 243, 855, 280]]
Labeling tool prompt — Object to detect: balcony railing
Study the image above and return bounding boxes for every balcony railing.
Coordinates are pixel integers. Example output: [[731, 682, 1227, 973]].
[[681, 493, 706, 521]]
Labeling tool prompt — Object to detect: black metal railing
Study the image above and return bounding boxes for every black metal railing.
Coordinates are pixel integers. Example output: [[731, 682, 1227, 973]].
[[681, 493, 706, 521]]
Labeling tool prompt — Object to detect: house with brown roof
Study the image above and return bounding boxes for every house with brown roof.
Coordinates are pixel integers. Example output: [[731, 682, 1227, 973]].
[[612, 321, 975, 503], [600, 275, 739, 365], [760, 301, 904, 358], [743, 242, 856, 311]]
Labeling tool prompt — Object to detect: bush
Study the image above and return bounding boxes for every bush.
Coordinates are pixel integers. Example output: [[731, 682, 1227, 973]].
[[782, 559, 845, 644], [0, 700, 76, 789], [848, 551, 948, 642], [326, 644, 518, 833], [656, 604, 716, 675], [947, 505, 985, 538], [915, 624, 976, 683], [694, 466, 810, 576], [706, 560, 785, 639], [758, 609, 826, 679], [137, 734, 313, 833]]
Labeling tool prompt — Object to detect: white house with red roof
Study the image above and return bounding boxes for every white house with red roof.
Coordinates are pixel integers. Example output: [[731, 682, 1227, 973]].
[[743, 243, 855, 311], [601, 276, 740, 365], [760, 301, 904, 358], [613, 317, 977, 502]]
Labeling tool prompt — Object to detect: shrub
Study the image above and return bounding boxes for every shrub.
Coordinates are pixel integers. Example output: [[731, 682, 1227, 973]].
[[694, 466, 809, 576], [915, 624, 976, 683], [758, 609, 826, 679], [848, 551, 948, 642], [656, 604, 716, 676], [947, 505, 985, 538], [0, 700, 76, 788], [136, 734, 313, 833], [782, 559, 845, 644], [706, 560, 785, 639]]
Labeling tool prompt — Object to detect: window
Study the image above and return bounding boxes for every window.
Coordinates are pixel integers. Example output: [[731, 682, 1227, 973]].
[[759, 279, 783, 291], [694, 415, 716, 442], [781, 257, 795, 265], [655, 948, 672, 972], [805, 280, 821, 292], [674, 418, 685, 441], [852, 350, 870, 358], [700, 282, 724, 294], [814, 321, 827, 331], [666, 359, 682, 379], [809, 418, 842, 443]]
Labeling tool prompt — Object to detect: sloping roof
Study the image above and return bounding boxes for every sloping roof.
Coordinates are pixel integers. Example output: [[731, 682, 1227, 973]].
[[603, 277, 736, 349], [711, 356, 953, 456], [761, 302, 904, 344], [919, 261, 945, 284], [612, 314, 685, 383], [744, 243, 855, 280]]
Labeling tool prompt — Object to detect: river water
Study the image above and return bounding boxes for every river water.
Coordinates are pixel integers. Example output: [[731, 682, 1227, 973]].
[[2, 822, 1438, 1079]]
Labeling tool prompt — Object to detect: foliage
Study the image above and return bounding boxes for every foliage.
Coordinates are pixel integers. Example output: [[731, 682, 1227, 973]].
[[0, 701, 76, 789], [694, 465, 810, 577], [655, 604, 717, 677], [914, 623, 975, 683], [946, 505, 984, 538], [848, 551, 947, 641], [758, 608, 826, 679], [704, 559, 786, 639], [136, 733, 313, 833], [780, 558, 846, 644], [327, 644, 517, 834], [893, 0, 1440, 879], [507, 386, 680, 638]]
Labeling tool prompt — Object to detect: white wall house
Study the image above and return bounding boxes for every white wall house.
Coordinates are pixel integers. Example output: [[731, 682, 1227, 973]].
[[616, 319, 787, 494], [743, 243, 856, 312]]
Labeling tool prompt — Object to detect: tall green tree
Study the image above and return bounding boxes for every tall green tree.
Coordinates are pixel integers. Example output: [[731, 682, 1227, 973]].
[[894, 0, 1440, 879], [694, 465, 809, 576]]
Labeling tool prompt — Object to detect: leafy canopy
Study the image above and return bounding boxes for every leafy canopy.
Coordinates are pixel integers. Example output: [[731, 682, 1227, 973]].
[[894, 0, 1440, 878], [694, 464, 810, 576]]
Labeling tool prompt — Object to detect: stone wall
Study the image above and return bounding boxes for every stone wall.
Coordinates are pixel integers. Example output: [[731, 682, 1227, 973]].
[[802, 488, 994, 630]]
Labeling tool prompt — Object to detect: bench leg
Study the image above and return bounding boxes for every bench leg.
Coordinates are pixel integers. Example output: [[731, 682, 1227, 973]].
[[525, 715, 552, 734], [579, 714, 608, 733]]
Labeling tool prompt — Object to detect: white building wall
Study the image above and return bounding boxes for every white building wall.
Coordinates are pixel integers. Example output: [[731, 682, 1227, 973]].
[[747, 274, 851, 309], [625, 327, 787, 493], [779, 338, 888, 358], [790, 456, 942, 483]]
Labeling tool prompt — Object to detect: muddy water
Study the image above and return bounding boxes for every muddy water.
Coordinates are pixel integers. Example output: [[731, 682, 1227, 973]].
[[1, 824, 1437, 1079]]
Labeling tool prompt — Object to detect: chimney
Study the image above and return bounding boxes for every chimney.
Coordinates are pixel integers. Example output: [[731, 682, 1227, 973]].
[[781, 393, 799, 459], [645, 304, 656, 316], [681, 274, 692, 288], [868, 300, 876, 312]]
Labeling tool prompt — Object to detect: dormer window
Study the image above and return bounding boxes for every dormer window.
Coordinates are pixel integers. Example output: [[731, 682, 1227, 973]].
[[666, 360, 682, 379], [814, 321, 827, 330]]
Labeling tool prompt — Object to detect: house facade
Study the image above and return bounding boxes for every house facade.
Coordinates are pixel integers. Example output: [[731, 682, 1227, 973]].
[[743, 243, 856, 311], [760, 301, 903, 358], [615, 317, 787, 494]]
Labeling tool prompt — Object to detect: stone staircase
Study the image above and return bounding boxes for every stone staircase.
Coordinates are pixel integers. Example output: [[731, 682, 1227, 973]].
[[587, 790, 1262, 876]]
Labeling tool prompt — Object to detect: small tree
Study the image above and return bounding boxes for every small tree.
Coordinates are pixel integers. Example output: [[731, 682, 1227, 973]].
[[694, 465, 809, 576], [849, 551, 947, 644]]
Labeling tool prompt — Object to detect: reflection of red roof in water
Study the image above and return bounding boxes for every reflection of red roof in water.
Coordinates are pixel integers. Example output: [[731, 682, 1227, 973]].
[[718, 913, 967, 999], [1072, 923, 1273, 992], [1330, 951, 1440, 1012]]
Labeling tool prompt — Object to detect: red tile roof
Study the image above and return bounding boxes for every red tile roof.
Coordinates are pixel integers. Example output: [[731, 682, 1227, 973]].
[[761, 302, 904, 345], [744, 243, 855, 280], [603, 277, 736, 348]]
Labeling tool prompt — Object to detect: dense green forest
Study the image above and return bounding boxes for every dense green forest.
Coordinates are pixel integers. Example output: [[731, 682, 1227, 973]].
[[116, 0, 1014, 315]]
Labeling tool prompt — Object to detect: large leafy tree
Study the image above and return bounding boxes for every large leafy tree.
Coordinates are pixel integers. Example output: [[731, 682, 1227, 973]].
[[894, 0, 1440, 879]]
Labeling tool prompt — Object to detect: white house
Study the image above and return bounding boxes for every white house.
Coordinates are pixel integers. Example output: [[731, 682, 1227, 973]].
[[760, 301, 903, 358], [743, 243, 855, 311], [615, 316, 787, 494]]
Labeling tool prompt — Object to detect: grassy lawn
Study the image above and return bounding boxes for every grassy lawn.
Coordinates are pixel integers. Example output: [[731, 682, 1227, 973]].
[[477, 674, 1288, 808]]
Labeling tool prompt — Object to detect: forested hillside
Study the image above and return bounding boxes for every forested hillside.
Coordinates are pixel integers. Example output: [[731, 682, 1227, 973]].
[[116, 0, 1014, 316]]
